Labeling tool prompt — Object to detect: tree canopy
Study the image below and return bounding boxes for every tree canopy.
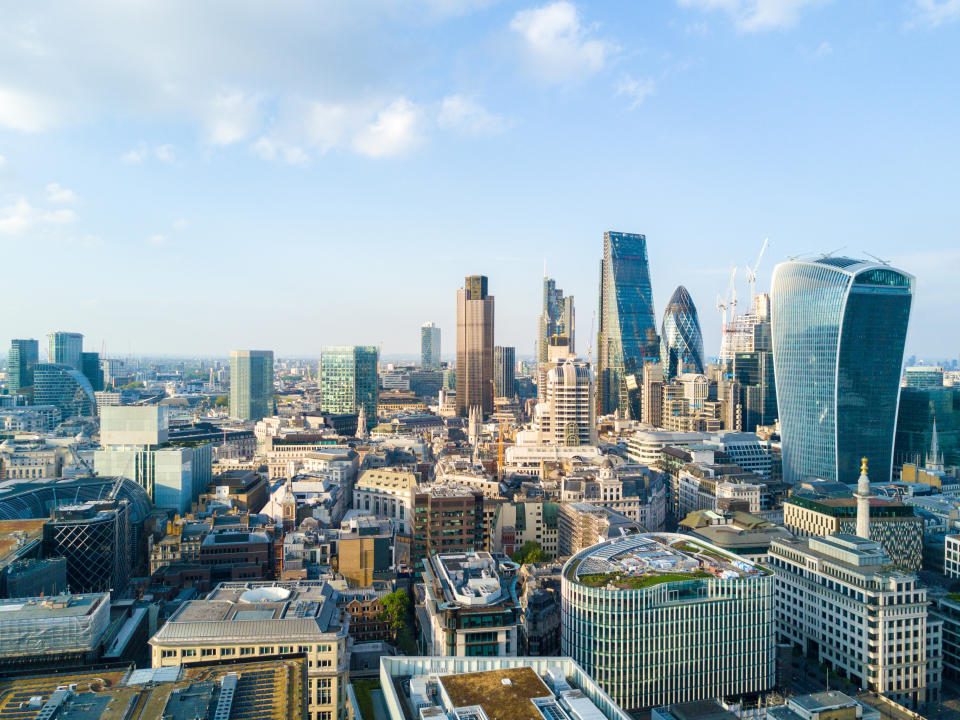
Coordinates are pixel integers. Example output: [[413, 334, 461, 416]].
[[511, 541, 548, 565]]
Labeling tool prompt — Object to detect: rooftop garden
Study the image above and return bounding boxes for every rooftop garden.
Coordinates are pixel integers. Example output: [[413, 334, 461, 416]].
[[577, 570, 713, 589]]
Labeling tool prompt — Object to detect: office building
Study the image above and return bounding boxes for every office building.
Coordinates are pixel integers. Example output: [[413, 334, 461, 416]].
[[43, 499, 131, 596], [533, 357, 596, 446], [229, 349, 274, 422], [320, 345, 378, 428], [411, 483, 484, 572], [456, 274, 495, 416], [538, 276, 575, 362], [422, 321, 442, 369], [679, 509, 793, 562], [556, 503, 642, 556], [94, 405, 212, 513], [659, 286, 705, 381], [904, 366, 944, 388], [7, 338, 39, 398], [80, 351, 104, 391], [376, 656, 632, 720], [493, 345, 516, 398], [31, 362, 96, 418], [47, 331, 83, 369], [149, 581, 349, 720], [598, 231, 659, 419], [895, 385, 960, 471], [771, 257, 914, 484], [769, 534, 933, 708], [561, 533, 775, 710], [490, 501, 561, 558], [0, 592, 110, 671], [420, 551, 520, 656], [353, 467, 420, 534]]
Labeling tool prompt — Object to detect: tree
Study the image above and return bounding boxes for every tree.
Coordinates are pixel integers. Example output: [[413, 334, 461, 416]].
[[378, 589, 410, 645], [214, 395, 229, 407], [512, 541, 547, 565]]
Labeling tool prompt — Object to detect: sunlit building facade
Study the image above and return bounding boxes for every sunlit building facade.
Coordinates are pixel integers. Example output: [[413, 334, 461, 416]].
[[598, 231, 659, 419], [771, 258, 914, 484], [32, 363, 96, 418], [320, 345, 379, 428], [229, 350, 274, 422], [46, 331, 83, 370], [659, 286, 704, 381], [8, 339, 39, 398]]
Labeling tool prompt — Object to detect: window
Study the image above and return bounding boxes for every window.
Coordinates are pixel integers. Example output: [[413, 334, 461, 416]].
[[259, 646, 275, 655], [221, 648, 236, 656], [240, 647, 255, 656], [201, 648, 217, 657]]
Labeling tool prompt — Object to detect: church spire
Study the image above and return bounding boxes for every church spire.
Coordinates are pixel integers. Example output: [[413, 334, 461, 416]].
[[926, 415, 944, 471]]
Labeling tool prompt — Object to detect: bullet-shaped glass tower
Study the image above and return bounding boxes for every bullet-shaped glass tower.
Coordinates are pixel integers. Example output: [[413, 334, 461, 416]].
[[659, 285, 705, 381], [771, 257, 914, 484]]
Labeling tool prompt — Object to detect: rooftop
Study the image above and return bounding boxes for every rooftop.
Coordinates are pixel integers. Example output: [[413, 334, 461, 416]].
[[0, 592, 108, 621], [565, 533, 768, 589], [439, 667, 552, 720], [428, 552, 519, 607]]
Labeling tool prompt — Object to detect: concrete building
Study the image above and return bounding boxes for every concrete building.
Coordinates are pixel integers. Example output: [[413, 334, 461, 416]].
[[561, 533, 775, 710], [353, 467, 421, 534], [229, 350, 274, 422], [411, 484, 485, 573], [149, 581, 349, 720], [533, 357, 596, 447], [559, 461, 667, 531], [769, 534, 935, 708], [490, 501, 560, 558], [420, 551, 520, 656], [679, 509, 793, 561], [456, 274, 495, 417], [904, 366, 944, 389], [557, 503, 642, 556], [0, 435, 69, 480]]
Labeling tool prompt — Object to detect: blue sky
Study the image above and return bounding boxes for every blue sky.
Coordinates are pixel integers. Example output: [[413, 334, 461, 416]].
[[2, 0, 958, 359]]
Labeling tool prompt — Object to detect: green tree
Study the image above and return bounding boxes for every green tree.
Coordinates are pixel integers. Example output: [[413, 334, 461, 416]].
[[512, 541, 547, 565], [377, 589, 410, 645], [213, 395, 229, 407]]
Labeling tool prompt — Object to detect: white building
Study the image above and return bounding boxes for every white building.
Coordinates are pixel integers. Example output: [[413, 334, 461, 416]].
[[353, 467, 420, 534], [624, 429, 710, 466], [946, 534, 960, 578], [533, 357, 596, 447]]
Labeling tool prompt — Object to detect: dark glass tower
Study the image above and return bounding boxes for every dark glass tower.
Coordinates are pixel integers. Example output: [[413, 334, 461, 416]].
[[598, 231, 658, 419], [659, 285, 705, 381], [8, 338, 39, 398], [771, 257, 914, 484], [538, 277, 575, 363], [493, 345, 516, 398]]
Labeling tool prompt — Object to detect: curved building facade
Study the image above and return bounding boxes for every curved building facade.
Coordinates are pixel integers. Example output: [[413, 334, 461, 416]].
[[659, 286, 705, 381], [771, 258, 914, 484], [561, 533, 774, 710], [597, 232, 659, 419], [32, 363, 96, 418]]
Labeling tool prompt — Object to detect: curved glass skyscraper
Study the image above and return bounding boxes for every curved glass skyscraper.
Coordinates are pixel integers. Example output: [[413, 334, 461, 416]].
[[33, 363, 97, 418], [660, 285, 705, 380], [598, 231, 658, 419], [771, 257, 914, 484]]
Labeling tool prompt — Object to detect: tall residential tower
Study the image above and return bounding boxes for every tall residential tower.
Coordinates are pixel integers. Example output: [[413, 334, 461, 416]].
[[456, 275, 495, 416], [597, 232, 658, 419], [771, 257, 914, 484]]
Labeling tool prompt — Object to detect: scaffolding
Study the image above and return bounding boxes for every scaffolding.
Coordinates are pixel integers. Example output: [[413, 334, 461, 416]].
[[0, 593, 109, 659]]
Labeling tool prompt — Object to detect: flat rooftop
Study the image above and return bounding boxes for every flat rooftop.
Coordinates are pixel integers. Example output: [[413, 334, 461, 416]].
[[567, 533, 767, 589], [0, 518, 47, 565], [0, 592, 108, 620], [439, 667, 552, 720]]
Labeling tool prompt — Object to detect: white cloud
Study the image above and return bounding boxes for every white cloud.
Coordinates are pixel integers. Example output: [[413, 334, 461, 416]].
[[0, 86, 58, 132], [437, 95, 507, 135], [615, 75, 655, 109], [0, 197, 77, 236], [909, 0, 960, 27], [206, 92, 261, 146], [155, 144, 176, 162], [677, 0, 826, 32], [121, 148, 145, 164], [173, 218, 189, 231], [45, 182, 78, 204], [304, 103, 352, 153], [0, 155, 6, 167], [352, 99, 425, 158], [510, 2, 614, 83], [251, 136, 310, 166], [814, 40, 832, 56], [147, 234, 168, 246]]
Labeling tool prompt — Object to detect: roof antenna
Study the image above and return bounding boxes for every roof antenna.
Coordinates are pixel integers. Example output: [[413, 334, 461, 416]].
[[863, 252, 891, 266]]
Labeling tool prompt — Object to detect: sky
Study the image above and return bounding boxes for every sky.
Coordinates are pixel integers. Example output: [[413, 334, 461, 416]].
[[1, 0, 959, 360]]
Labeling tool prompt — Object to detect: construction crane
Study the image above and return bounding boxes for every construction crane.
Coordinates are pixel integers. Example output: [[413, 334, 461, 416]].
[[715, 265, 737, 364], [744, 237, 769, 303]]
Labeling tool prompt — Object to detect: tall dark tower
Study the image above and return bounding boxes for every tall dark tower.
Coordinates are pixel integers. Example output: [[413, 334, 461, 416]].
[[456, 275, 495, 416]]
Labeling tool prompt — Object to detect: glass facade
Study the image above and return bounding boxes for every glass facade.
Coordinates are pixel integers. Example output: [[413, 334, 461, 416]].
[[538, 277, 575, 362], [421, 322, 442, 369], [80, 351, 104, 392], [771, 258, 914, 484], [320, 345, 379, 427], [895, 386, 960, 468], [598, 231, 659, 419], [47, 331, 83, 370], [493, 345, 516, 398], [32, 363, 96, 418], [229, 350, 274, 422], [8, 339, 39, 397], [659, 285, 704, 381]]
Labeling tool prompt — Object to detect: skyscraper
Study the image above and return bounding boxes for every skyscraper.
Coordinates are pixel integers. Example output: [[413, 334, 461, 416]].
[[537, 277, 575, 363], [229, 350, 274, 422], [47, 331, 83, 369], [8, 339, 39, 398], [32, 363, 96, 418], [80, 351, 104, 391], [421, 321, 442, 369], [493, 345, 516, 398], [659, 285, 705, 381], [771, 257, 914, 484], [456, 274, 494, 416], [320, 345, 379, 427], [597, 231, 658, 419]]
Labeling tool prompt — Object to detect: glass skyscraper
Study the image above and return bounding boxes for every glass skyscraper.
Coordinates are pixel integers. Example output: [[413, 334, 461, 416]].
[[597, 231, 658, 419], [8, 338, 39, 397], [421, 322, 442, 369], [538, 277, 574, 363], [47, 331, 84, 369], [32, 362, 97, 418], [320, 345, 379, 427], [493, 345, 516, 398], [659, 285, 704, 381], [771, 257, 914, 484], [229, 350, 274, 422]]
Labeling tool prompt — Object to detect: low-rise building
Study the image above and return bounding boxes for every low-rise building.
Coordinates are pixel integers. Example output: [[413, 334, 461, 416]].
[[769, 534, 936, 709], [556, 502, 642, 556], [353, 467, 421, 534], [149, 581, 349, 720], [679, 509, 793, 561], [490, 501, 559, 558]]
